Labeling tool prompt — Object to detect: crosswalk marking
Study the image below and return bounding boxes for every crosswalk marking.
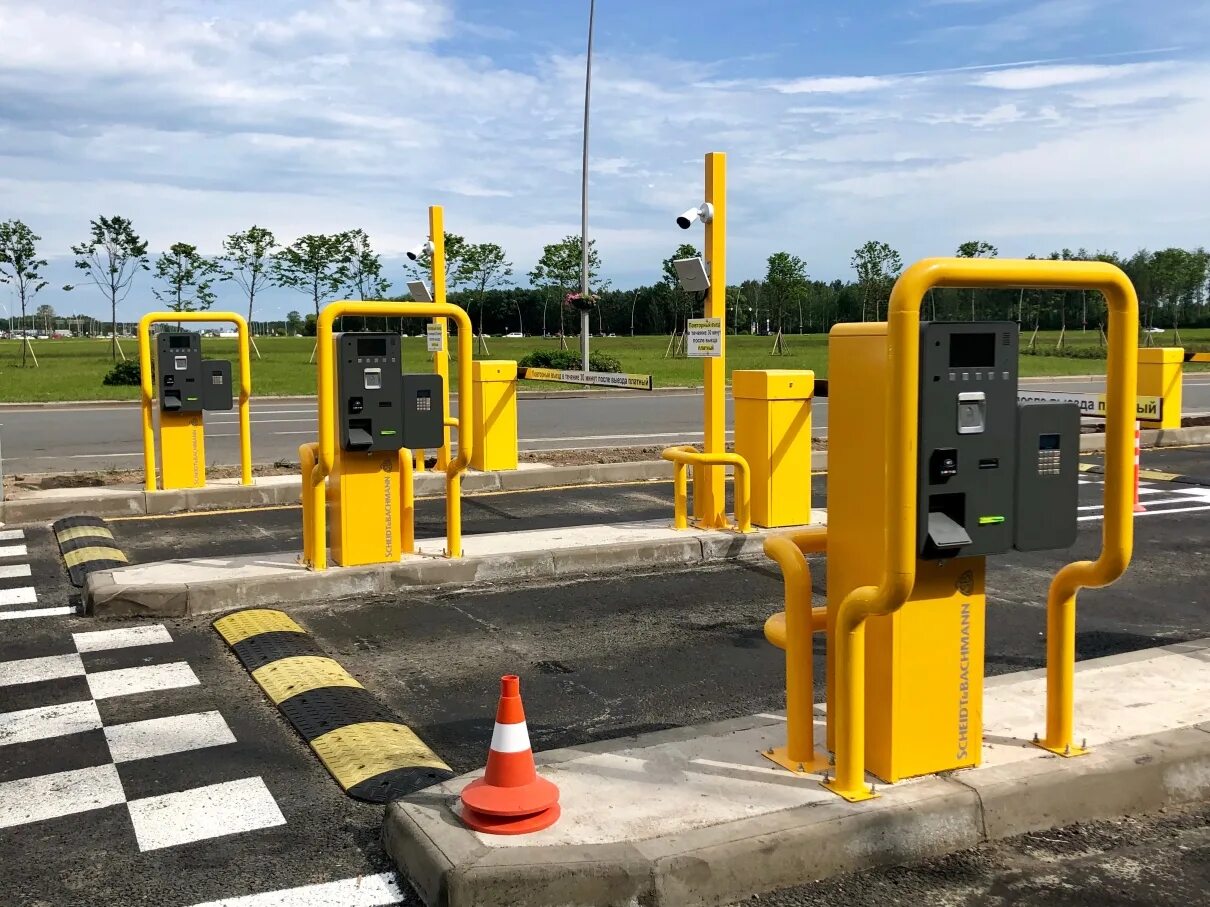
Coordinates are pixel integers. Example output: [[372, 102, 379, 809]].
[[0, 700, 103, 747], [0, 530, 25, 542], [0, 606, 77, 620], [0, 764, 126, 830], [0, 544, 29, 558], [127, 776, 286, 852], [0, 587, 38, 607], [73, 625, 173, 653], [187, 872, 406, 907], [0, 652, 85, 687], [86, 662, 201, 700], [105, 711, 236, 763], [0, 564, 32, 580]]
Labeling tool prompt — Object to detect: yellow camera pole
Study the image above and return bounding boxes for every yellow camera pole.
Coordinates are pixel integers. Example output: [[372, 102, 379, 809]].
[[825, 258, 1138, 802], [307, 300, 473, 571], [137, 311, 253, 492], [695, 152, 727, 528], [430, 206, 453, 471]]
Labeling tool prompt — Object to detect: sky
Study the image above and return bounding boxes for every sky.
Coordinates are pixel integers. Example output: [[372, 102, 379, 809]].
[[2, 0, 1209, 321]]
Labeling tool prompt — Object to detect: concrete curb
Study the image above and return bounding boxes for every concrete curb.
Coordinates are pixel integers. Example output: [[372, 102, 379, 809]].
[[84, 526, 783, 617], [382, 718, 1210, 907]]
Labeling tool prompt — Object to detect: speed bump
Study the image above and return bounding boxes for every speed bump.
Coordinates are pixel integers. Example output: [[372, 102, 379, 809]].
[[214, 608, 453, 802], [52, 516, 129, 587]]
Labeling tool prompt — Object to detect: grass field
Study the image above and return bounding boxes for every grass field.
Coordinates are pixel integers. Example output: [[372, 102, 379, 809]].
[[1, 329, 1207, 402]]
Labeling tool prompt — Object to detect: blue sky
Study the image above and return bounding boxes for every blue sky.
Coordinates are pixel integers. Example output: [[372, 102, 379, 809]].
[[1, 0, 1208, 321]]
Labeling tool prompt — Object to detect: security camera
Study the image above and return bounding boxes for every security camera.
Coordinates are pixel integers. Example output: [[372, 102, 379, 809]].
[[676, 203, 713, 230], [406, 240, 435, 262]]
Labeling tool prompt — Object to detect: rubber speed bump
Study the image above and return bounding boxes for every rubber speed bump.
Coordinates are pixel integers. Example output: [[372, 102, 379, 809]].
[[52, 516, 129, 587], [214, 608, 453, 802]]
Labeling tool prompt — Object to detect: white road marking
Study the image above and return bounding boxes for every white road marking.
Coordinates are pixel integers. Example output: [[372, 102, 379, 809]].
[[0, 700, 103, 747], [1080, 503, 1210, 522], [0, 544, 29, 558], [0, 763, 126, 830], [73, 624, 173, 653], [105, 710, 236, 763], [518, 430, 735, 443], [0, 564, 32, 580], [86, 662, 200, 700], [186, 872, 406, 907], [0, 586, 38, 607], [0, 606, 77, 620], [127, 776, 286, 851], [0, 652, 84, 687], [0, 529, 25, 541]]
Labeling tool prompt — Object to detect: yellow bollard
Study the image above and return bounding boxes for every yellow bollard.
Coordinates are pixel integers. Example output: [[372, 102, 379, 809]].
[[471, 361, 518, 472], [1137, 347, 1183, 430], [733, 370, 814, 528]]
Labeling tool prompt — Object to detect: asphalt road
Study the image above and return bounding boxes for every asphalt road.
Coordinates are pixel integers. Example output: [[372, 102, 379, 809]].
[[4, 374, 1208, 475], [2, 447, 1209, 904]]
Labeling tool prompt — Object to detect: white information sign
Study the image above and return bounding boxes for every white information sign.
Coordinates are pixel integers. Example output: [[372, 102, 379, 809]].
[[686, 317, 722, 358], [1016, 390, 1161, 421], [426, 324, 444, 353]]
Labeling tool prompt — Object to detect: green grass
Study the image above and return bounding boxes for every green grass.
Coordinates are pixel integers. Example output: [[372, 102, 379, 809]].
[[2, 329, 1207, 403]]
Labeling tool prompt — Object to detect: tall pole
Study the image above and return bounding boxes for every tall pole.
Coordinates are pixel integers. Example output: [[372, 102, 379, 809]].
[[579, 0, 596, 372]]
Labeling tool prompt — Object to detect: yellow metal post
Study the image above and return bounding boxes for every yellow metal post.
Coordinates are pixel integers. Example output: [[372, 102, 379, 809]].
[[309, 301, 473, 571], [471, 361, 518, 472], [137, 312, 253, 492], [430, 206, 452, 470], [695, 151, 727, 528], [299, 442, 319, 567], [733, 370, 814, 528], [1137, 347, 1182, 430], [400, 448, 415, 555]]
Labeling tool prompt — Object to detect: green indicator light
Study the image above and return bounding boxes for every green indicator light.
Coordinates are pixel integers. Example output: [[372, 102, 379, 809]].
[[380, 429, 397, 435], [978, 515, 1005, 525], [186, 396, 199, 401]]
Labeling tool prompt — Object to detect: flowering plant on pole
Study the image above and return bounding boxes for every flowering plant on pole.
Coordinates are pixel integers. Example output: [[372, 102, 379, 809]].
[[564, 291, 597, 312]]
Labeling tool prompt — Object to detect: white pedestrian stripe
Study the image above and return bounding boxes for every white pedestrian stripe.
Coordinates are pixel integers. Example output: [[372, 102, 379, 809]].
[[0, 586, 38, 607], [0, 529, 25, 542], [105, 711, 236, 763], [0, 700, 102, 747], [73, 624, 173, 653], [86, 662, 200, 700], [0, 764, 126, 830], [0, 652, 84, 687], [0, 544, 29, 558], [0, 563, 32, 580], [0, 606, 77, 620], [187, 872, 406, 907], [127, 776, 286, 851]]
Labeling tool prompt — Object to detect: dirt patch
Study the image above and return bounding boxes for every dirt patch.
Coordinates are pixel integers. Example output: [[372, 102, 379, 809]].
[[520, 437, 828, 467], [3, 461, 303, 495]]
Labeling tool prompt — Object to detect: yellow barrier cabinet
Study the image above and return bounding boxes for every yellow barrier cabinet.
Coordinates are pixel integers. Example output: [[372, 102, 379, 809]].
[[733, 370, 814, 528], [1137, 347, 1183, 430], [471, 361, 518, 472]]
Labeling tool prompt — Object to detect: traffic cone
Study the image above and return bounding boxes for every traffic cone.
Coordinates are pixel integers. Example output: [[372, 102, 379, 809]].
[[460, 675, 560, 835]]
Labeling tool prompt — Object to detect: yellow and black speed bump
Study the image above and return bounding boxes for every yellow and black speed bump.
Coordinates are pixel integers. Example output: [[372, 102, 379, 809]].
[[213, 608, 454, 803], [52, 516, 129, 587]]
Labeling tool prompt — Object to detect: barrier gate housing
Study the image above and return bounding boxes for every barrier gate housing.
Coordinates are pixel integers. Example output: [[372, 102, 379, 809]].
[[764, 258, 1139, 803], [137, 312, 253, 491]]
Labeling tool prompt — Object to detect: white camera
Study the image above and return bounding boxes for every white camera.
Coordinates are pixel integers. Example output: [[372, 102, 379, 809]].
[[676, 203, 713, 230], [406, 240, 435, 262]]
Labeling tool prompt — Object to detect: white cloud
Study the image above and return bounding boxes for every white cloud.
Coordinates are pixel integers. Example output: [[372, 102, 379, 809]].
[[769, 75, 898, 94], [973, 62, 1171, 90]]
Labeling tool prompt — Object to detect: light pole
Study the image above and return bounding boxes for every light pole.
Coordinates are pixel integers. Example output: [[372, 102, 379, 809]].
[[579, 0, 596, 371]]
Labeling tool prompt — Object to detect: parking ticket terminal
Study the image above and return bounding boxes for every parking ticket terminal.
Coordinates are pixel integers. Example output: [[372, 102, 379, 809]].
[[153, 331, 235, 488], [827, 319, 1081, 785], [327, 332, 446, 566]]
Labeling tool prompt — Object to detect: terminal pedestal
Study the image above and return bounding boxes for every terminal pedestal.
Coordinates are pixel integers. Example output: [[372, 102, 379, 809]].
[[159, 411, 206, 490], [328, 450, 403, 567]]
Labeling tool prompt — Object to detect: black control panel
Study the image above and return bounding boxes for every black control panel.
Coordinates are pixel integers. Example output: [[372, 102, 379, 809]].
[[156, 333, 204, 413], [336, 333, 404, 452], [1013, 403, 1080, 551]]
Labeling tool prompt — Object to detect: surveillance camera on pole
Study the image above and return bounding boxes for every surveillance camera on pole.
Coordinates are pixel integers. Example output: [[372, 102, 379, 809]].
[[406, 240, 435, 262], [676, 202, 714, 230]]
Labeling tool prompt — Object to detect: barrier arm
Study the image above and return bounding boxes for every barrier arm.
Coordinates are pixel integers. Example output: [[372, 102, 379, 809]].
[[825, 257, 1138, 802], [310, 301, 473, 571], [137, 311, 253, 492]]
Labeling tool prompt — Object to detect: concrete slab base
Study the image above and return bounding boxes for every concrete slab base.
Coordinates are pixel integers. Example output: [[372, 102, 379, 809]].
[[383, 638, 1210, 907], [84, 513, 828, 617]]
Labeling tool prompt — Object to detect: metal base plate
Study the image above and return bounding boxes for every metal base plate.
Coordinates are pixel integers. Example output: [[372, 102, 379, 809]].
[[1033, 739, 1089, 758], [762, 746, 831, 775], [821, 777, 878, 803]]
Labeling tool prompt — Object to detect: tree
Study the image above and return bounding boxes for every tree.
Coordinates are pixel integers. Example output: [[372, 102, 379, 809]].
[[221, 226, 277, 329], [153, 242, 220, 318], [850, 240, 903, 321], [530, 235, 601, 338], [955, 240, 998, 319], [456, 242, 513, 348], [764, 252, 810, 333], [272, 233, 353, 322], [344, 229, 391, 300], [71, 215, 150, 359], [0, 219, 49, 365], [285, 310, 303, 335], [35, 303, 55, 334]]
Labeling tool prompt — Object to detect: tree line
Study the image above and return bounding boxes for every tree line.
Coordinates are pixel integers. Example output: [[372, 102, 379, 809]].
[[2, 215, 1208, 366]]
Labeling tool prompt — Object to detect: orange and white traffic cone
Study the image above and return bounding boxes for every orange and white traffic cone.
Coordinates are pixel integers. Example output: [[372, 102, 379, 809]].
[[460, 674, 560, 835]]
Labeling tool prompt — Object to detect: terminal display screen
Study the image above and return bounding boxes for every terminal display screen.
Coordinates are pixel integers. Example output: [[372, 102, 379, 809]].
[[169, 334, 192, 349], [949, 332, 996, 368], [357, 337, 387, 358]]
